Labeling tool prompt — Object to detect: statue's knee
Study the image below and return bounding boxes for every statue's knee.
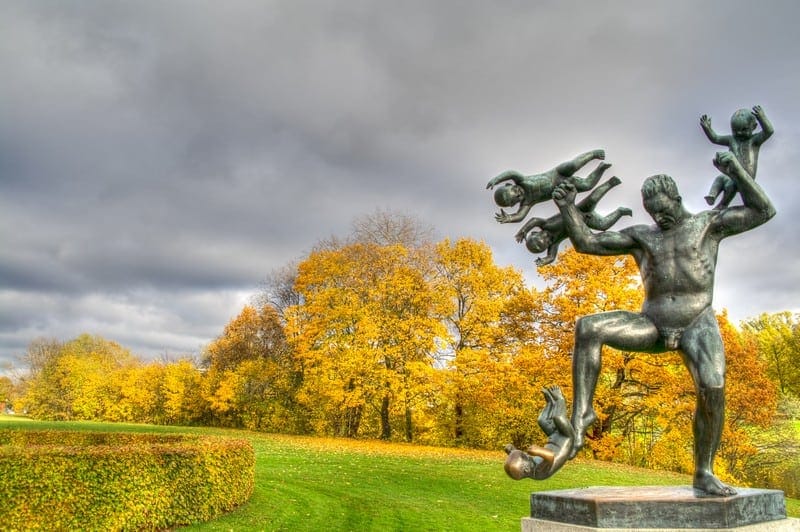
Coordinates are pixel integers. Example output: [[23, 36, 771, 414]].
[[698, 385, 725, 409], [575, 316, 600, 339]]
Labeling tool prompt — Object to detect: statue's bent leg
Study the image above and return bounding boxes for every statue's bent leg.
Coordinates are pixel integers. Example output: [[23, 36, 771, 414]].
[[570, 311, 659, 458], [679, 308, 736, 497]]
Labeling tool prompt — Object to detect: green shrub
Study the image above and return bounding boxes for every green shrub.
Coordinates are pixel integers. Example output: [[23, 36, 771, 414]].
[[0, 430, 254, 530]]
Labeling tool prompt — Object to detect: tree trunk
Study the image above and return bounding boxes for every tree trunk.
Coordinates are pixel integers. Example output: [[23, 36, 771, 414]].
[[380, 395, 391, 440]]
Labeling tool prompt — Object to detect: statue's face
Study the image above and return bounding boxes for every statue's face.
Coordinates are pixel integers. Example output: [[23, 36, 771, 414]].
[[731, 114, 756, 140], [644, 192, 681, 230], [495, 184, 523, 207], [732, 123, 755, 140], [506, 184, 524, 203], [525, 231, 550, 253]]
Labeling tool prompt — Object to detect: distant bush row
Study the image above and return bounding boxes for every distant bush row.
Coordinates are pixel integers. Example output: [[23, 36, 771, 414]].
[[0, 430, 254, 530]]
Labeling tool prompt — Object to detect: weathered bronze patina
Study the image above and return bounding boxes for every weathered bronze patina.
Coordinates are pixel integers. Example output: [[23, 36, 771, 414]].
[[496, 107, 776, 498]]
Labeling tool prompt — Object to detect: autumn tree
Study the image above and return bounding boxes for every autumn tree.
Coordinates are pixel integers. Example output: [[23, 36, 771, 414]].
[[257, 262, 301, 322], [18, 334, 137, 420], [0, 375, 15, 411], [742, 312, 800, 398], [288, 241, 445, 440], [739, 311, 799, 497], [350, 208, 435, 248], [202, 304, 302, 431], [429, 238, 546, 448]]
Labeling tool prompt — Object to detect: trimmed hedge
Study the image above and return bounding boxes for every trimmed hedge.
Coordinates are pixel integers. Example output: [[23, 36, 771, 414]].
[[0, 430, 254, 530]]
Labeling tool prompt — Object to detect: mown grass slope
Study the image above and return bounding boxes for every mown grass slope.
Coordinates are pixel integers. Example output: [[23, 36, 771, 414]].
[[2, 416, 797, 530]]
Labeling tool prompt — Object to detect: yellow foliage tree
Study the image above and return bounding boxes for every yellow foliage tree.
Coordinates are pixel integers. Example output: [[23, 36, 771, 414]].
[[288, 242, 446, 440], [430, 238, 549, 448]]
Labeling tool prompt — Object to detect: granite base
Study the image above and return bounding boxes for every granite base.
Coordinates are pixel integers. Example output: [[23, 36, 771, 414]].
[[524, 486, 794, 530]]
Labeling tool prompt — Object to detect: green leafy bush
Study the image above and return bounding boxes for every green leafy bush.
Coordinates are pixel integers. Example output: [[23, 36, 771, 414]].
[[0, 430, 254, 530]]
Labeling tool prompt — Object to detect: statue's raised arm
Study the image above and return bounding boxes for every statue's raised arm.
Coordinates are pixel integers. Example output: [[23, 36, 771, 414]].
[[711, 151, 776, 236]]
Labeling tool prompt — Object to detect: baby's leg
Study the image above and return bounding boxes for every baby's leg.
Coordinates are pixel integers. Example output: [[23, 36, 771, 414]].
[[570, 162, 612, 192], [576, 176, 620, 212], [537, 391, 556, 435], [705, 175, 727, 205], [586, 207, 633, 230], [554, 149, 605, 177], [715, 178, 738, 210]]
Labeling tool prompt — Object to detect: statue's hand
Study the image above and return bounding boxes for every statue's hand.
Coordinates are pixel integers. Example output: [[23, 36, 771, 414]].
[[552, 183, 576, 207], [713, 151, 744, 178], [515, 229, 526, 243], [700, 114, 712, 129], [714, 151, 734, 171], [486, 179, 496, 190], [752, 105, 765, 119], [495, 209, 511, 223], [535, 256, 554, 267]]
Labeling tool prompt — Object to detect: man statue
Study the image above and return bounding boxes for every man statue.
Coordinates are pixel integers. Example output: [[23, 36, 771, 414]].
[[551, 151, 775, 496]]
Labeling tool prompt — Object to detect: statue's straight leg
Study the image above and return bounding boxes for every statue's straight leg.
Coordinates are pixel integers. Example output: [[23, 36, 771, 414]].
[[677, 308, 735, 496], [570, 311, 660, 457]]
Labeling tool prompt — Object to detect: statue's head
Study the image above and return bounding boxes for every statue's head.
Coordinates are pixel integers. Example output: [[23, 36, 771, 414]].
[[730, 108, 757, 139], [525, 229, 551, 253], [494, 183, 523, 207], [642, 174, 683, 230]]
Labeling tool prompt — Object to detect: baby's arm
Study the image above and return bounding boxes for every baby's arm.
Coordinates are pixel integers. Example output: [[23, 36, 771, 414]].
[[496, 204, 532, 224], [700, 114, 730, 146], [535, 242, 560, 267], [752, 105, 774, 145], [516, 217, 545, 242], [487, 170, 524, 189]]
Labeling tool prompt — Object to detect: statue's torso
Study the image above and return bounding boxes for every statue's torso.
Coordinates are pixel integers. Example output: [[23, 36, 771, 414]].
[[628, 212, 720, 328]]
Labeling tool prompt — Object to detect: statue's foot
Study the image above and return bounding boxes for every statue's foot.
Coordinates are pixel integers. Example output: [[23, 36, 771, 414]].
[[693, 471, 737, 497], [503, 444, 535, 480], [620, 207, 633, 217], [593, 149, 606, 160], [568, 411, 597, 459], [608, 175, 621, 187]]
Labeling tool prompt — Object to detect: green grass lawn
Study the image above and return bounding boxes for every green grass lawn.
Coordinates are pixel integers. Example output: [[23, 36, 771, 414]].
[[2, 416, 797, 530]]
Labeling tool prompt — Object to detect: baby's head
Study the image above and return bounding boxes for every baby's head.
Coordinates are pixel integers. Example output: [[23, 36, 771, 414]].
[[730, 109, 757, 139], [494, 183, 524, 207], [525, 229, 552, 253]]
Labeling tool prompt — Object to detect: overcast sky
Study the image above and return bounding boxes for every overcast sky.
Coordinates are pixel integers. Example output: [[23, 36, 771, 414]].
[[2, 1, 799, 370]]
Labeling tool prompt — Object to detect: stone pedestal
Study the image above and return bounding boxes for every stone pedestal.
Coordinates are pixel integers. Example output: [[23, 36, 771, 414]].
[[521, 486, 799, 531]]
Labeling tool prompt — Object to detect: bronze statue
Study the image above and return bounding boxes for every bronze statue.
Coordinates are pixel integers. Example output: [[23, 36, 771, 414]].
[[514, 176, 632, 267], [486, 149, 608, 224], [504, 386, 574, 480], [496, 113, 776, 496], [700, 105, 773, 209]]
